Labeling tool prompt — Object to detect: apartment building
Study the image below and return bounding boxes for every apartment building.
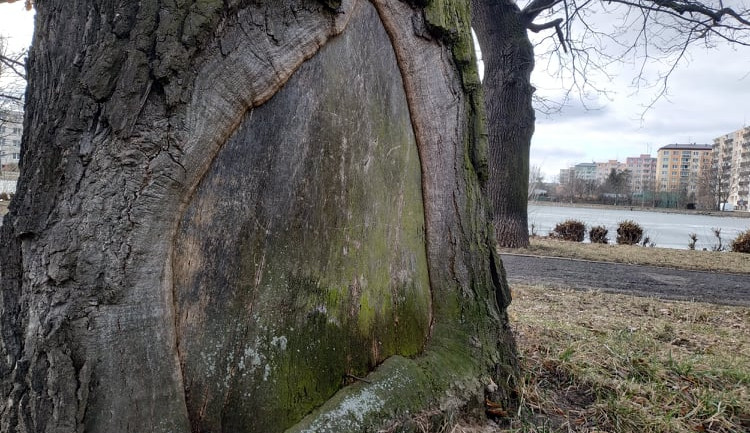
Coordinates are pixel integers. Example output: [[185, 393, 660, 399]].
[[713, 126, 750, 210], [573, 162, 597, 181], [655, 144, 712, 197], [595, 160, 627, 185], [626, 154, 657, 193], [0, 110, 22, 168], [558, 168, 571, 185]]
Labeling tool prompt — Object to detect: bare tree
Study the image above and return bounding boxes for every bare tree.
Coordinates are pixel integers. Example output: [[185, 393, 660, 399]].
[[0, 35, 27, 124], [472, 0, 750, 247], [528, 164, 545, 199]]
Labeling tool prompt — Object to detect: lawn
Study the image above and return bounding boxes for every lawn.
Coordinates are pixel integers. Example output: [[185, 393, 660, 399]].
[[493, 285, 750, 432], [452, 240, 750, 432]]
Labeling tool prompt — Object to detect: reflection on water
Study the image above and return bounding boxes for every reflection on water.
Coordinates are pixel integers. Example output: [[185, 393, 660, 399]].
[[528, 204, 750, 250]]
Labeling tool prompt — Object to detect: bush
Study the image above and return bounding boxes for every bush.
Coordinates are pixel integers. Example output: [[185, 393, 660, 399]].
[[551, 219, 586, 242], [616, 220, 643, 245], [0, 192, 9, 201], [688, 233, 698, 250], [589, 225, 609, 244], [731, 229, 750, 253]]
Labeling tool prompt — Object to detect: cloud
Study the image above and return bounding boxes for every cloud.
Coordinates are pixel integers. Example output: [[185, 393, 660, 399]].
[[529, 38, 750, 183]]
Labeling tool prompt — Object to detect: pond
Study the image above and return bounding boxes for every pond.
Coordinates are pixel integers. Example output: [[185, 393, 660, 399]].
[[528, 204, 750, 250]]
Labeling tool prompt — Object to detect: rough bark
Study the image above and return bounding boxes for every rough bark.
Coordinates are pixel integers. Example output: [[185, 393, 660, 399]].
[[471, 0, 536, 248], [0, 1, 517, 432]]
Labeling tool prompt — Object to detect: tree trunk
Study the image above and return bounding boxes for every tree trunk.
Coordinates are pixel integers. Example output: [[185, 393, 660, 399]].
[[0, 1, 517, 432], [471, 0, 535, 248]]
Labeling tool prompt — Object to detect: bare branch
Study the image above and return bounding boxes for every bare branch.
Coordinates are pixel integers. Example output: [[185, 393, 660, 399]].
[[527, 18, 569, 51], [522, 0, 565, 21], [0, 54, 26, 80], [0, 92, 22, 101], [527, 17, 565, 32], [519, 0, 750, 115]]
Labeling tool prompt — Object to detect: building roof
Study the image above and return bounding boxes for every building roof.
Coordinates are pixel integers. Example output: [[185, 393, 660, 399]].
[[657, 143, 712, 151]]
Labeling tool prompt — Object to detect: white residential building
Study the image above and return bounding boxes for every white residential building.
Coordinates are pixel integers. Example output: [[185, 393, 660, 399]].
[[713, 126, 750, 210], [0, 110, 22, 168]]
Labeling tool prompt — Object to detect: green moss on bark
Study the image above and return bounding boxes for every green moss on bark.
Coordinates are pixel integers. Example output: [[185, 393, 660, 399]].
[[424, 0, 489, 184]]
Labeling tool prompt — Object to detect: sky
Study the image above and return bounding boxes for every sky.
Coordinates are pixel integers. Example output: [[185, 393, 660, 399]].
[[0, 2, 33, 54], [529, 41, 750, 181], [2, 2, 750, 181]]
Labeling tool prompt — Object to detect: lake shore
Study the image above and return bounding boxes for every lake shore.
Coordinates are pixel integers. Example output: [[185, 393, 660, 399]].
[[531, 199, 750, 218], [500, 237, 750, 273]]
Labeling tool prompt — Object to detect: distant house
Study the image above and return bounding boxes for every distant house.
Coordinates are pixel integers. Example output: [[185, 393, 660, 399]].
[[0, 179, 16, 195], [0, 110, 23, 168]]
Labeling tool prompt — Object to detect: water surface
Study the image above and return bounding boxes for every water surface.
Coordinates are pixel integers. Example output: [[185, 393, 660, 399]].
[[528, 204, 750, 250]]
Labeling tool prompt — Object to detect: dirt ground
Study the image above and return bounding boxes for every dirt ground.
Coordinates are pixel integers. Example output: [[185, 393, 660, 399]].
[[500, 254, 750, 307]]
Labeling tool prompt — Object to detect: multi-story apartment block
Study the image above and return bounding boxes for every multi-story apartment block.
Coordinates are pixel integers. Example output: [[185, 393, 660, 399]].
[[626, 154, 657, 194], [655, 144, 712, 198], [595, 159, 627, 185], [712, 126, 750, 210], [558, 168, 571, 185], [0, 110, 23, 168], [573, 162, 597, 181]]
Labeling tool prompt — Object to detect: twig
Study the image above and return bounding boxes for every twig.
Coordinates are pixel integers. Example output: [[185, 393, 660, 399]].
[[345, 373, 372, 384]]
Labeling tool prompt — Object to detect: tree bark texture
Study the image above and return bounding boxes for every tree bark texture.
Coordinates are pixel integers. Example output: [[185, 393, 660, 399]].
[[0, 1, 516, 432], [471, 0, 535, 248]]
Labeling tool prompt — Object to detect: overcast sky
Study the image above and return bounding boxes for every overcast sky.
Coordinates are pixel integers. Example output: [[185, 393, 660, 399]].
[[2, 2, 750, 181]]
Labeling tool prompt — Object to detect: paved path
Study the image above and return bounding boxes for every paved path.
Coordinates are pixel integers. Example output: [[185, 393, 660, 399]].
[[500, 254, 750, 307]]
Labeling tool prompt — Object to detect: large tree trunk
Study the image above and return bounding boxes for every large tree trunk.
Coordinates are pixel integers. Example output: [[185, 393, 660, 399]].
[[472, 0, 536, 248], [0, 1, 517, 431]]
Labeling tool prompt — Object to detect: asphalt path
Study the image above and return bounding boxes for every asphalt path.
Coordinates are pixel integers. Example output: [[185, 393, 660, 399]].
[[500, 254, 750, 307]]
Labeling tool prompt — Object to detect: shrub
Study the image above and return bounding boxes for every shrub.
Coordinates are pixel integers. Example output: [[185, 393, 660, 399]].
[[711, 228, 724, 252], [551, 219, 586, 242], [616, 220, 643, 245], [688, 233, 698, 250], [589, 225, 608, 244], [731, 229, 750, 253], [0, 192, 8, 201]]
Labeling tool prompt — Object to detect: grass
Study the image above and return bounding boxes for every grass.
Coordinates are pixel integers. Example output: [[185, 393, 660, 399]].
[[500, 237, 750, 274], [493, 285, 750, 433], [448, 240, 750, 432]]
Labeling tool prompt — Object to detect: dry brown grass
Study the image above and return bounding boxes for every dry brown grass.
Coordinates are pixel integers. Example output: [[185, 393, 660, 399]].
[[482, 285, 750, 433], [502, 237, 750, 274]]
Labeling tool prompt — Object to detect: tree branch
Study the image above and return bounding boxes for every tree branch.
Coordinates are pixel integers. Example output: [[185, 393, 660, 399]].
[[0, 54, 26, 80], [527, 18, 568, 52], [521, 0, 565, 22], [0, 92, 23, 101]]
